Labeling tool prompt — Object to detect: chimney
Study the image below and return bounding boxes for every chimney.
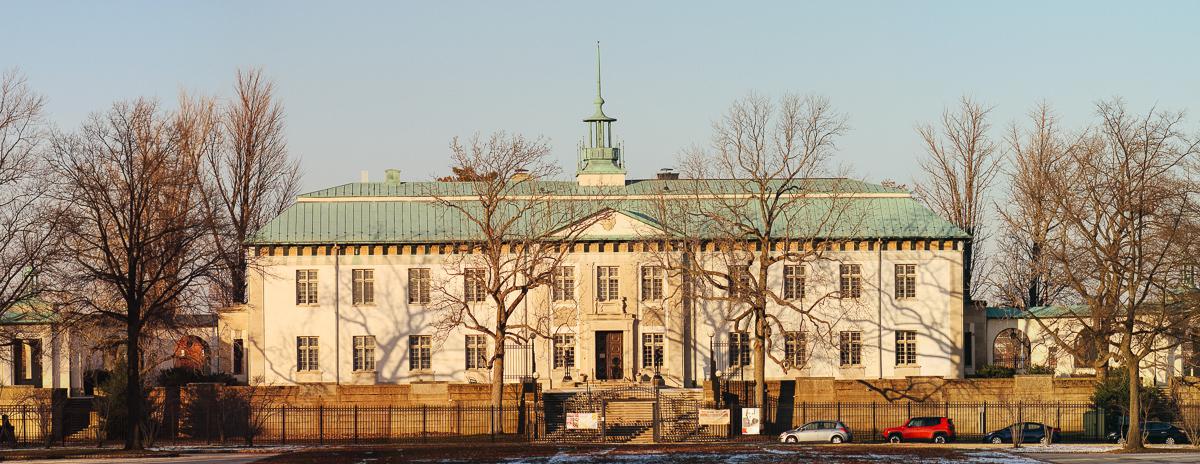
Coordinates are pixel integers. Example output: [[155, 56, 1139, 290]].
[[512, 168, 531, 182], [656, 168, 679, 180], [385, 169, 402, 184], [360, 170, 369, 183]]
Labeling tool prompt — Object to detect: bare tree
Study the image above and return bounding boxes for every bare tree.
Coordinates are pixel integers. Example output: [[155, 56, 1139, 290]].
[[1040, 99, 1199, 450], [649, 93, 855, 422], [994, 103, 1070, 310], [199, 69, 300, 307], [428, 132, 609, 428], [0, 70, 63, 332], [48, 99, 218, 450], [915, 96, 1002, 301]]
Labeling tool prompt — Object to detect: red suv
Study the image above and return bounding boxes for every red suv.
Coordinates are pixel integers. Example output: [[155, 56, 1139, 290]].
[[882, 417, 956, 443]]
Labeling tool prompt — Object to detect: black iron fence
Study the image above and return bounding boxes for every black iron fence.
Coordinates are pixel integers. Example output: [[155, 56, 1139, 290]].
[[6, 397, 1199, 446]]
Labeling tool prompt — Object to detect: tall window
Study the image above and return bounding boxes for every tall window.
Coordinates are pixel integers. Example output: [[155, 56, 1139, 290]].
[[729, 265, 751, 297], [465, 335, 488, 370], [642, 333, 664, 368], [839, 331, 862, 366], [353, 335, 376, 371], [551, 266, 574, 301], [408, 268, 431, 304], [784, 331, 806, 367], [1047, 346, 1059, 369], [596, 266, 620, 302], [964, 330, 974, 367], [839, 264, 861, 299], [553, 334, 576, 369], [352, 269, 375, 305], [783, 265, 805, 300], [895, 264, 916, 299], [641, 266, 664, 301], [464, 268, 486, 302], [895, 330, 917, 366], [296, 336, 319, 372], [296, 269, 318, 305], [232, 337, 245, 375], [409, 335, 432, 370], [729, 332, 751, 368]]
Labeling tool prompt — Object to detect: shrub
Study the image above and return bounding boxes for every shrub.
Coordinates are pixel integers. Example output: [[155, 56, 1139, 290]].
[[155, 367, 237, 387], [972, 364, 1016, 378], [1026, 365, 1056, 375]]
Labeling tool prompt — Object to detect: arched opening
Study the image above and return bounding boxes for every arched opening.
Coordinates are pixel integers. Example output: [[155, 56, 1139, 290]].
[[173, 335, 210, 371], [993, 328, 1031, 369]]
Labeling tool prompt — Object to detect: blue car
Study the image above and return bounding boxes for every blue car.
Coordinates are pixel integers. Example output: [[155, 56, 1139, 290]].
[[983, 422, 1059, 445]]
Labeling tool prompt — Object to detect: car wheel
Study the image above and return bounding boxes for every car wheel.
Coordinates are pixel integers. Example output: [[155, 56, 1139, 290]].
[[1167, 437, 1177, 445], [889, 434, 902, 443], [933, 434, 947, 444], [990, 437, 1002, 444], [785, 436, 798, 443]]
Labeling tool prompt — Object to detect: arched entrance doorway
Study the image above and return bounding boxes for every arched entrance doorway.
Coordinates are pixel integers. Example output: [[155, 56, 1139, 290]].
[[173, 335, 210, 371], [993, 328, 1031, 369]]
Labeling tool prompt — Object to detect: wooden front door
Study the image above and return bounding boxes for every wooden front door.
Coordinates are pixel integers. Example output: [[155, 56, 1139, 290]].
[[595, 331, 624, 380]]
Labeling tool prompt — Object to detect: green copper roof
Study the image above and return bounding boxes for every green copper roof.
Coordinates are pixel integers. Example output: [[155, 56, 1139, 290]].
[[249, 178, 969, 245], [986, 306, 1089, 319]]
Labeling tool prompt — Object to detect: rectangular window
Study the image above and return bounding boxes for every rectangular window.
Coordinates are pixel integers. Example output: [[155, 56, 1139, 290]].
[[296, 336, 319, 372], [729, 265, 751, 297], [409, 335, 432, 371], [464, 268, 486, 303], [465, 334, 488, 370], [408, 268, 431, 304], [729, 332, 751, 368], [553, 334, 576, 369], [839, 264, 861, 299], [642, 333, 664, 368], [964, 331, 974, 367], [784, 331, 806, 367], [839, 331, 862, 366], [232, 338, 245, 375], [783, 265, 805, 300], [895, 264, 916, 299], [352, 269, 375, 305], [353, 335, 376, 371], [895, 330, 917, 366], [296, 269, 318, 305], [641, 266, 664, 301], [551, 266, 575, 302], [596, 266, 620, 302]]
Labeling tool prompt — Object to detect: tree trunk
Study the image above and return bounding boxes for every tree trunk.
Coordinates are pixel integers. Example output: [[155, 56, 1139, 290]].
[[753, 306, 766, 433], [491, 334, 506, 434], [124, 321, 143, 450], [1126, 360, 1144, 450]]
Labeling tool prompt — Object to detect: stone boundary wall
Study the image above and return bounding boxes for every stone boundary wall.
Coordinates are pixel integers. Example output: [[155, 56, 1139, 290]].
[[705, 376, 1107, 404], [173, 382, 539, 408]]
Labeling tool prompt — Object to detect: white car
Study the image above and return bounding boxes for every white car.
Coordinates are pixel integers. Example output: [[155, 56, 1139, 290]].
[[780, 420, 853, 444]]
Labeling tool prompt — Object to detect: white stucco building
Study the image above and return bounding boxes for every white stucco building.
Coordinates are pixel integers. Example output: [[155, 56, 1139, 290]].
[[217, 66, 979, 389]]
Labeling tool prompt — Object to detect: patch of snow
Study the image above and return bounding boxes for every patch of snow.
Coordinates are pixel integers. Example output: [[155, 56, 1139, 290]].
[[1003, 444, 1121, 453]]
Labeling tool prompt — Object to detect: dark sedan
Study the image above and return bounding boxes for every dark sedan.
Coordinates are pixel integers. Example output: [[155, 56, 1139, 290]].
[[983, 422, 1060, 445], [1107, 421, 1190, 445]]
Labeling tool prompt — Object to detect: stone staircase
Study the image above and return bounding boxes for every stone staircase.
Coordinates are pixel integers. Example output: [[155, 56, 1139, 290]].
[[62, 398, 98, 442], [540, 386, 706, 443]]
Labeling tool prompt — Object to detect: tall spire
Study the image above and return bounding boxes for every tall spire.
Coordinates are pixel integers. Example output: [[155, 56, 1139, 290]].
[[587, 42, 614, 122]]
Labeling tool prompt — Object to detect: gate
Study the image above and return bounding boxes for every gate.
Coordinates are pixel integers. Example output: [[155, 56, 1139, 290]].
[[542, 386, 733, 443]]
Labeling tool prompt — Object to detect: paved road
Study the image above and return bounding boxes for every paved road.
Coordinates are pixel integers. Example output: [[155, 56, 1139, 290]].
[[16, 453, 270, 464], [1036, 452, 1200, 463]]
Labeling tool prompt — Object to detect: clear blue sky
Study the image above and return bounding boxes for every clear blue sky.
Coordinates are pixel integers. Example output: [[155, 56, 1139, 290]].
[[7, 1, 1200, 192]]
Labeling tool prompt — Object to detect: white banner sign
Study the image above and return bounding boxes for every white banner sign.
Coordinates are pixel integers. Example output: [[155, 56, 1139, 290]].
[[741, 407, 761, 435], [566, 412, 599, 430], [698, 408, 730, 425]]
